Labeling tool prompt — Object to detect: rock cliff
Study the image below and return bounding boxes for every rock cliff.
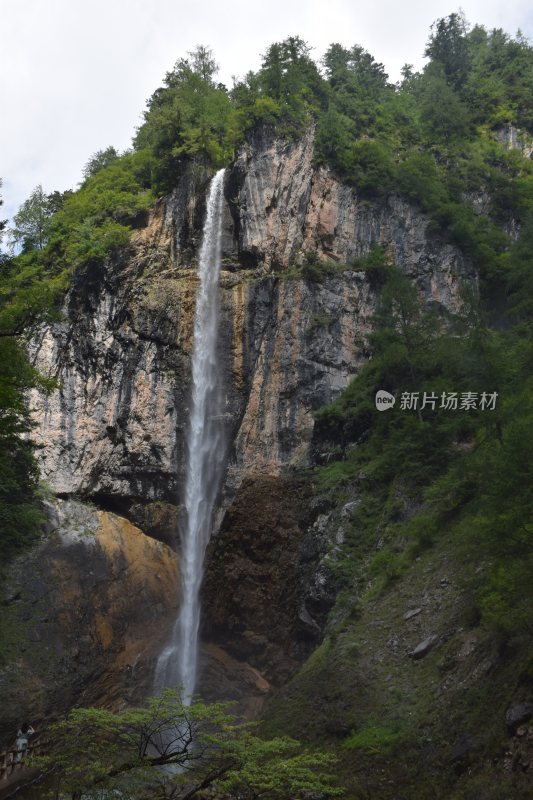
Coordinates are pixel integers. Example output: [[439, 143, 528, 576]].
[[24, 127, 476, 707], [0, 500, 179, 742], [28, 128, 473, 504]]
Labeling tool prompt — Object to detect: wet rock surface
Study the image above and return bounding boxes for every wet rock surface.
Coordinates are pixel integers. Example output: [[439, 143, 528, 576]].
[[202, 476, 332, 685], [199, 643, 271, 720], [0, 499, 179, 744]]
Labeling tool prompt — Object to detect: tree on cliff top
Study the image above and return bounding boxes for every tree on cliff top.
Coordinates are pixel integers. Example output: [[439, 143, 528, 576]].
[[82, 146, 120, 180], [36, 687, 341, 799], [424, 11, 471, 89], [8, 184, 54, 252], [134, 45, 232, 190]]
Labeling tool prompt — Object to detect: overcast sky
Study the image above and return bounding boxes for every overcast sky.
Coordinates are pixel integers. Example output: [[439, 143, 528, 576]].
[[1, 0, 532, 224]]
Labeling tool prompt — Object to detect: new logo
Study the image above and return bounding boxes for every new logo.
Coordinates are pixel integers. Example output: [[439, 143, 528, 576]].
[[375, 390, 396, 411]]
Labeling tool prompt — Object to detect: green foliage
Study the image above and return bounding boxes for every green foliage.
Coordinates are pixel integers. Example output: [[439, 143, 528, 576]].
[[0, 337, 47, 556], [0, 184, 59, 558], [343, 721, 406, 753], [464, 26, 533, 131], [252, 36, 327, 135], [506, 219, 533, 321], [36, 688, 341, 799], [314, 107, 354, 172], [418, 68, 472, 142], [424, 12, 471, 90], [300, 250, 336, 283], [82, 145, 120, 179], [346, 139, 395, 194], [47, 149, 153, 271], [134, 46, 233, 192], [9, 185, 55, 252], [349, 243, 392, 288], [368, 548, 405, 584], [0, 249, 68, 337], [313, 254, 533, 636], [235, 95, 282, 129], [321, 43, 391, 137], [218, 730, 341, 800]]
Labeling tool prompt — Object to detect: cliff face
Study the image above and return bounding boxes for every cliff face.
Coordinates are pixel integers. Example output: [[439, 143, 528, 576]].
[[0, 500, 179, 742], [24, 128, 476, 709], [202, 476, 318, 684], [29, 128, 473, 504]]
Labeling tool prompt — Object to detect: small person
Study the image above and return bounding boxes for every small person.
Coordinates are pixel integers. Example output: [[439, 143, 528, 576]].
[[14, 722, 35, 763]]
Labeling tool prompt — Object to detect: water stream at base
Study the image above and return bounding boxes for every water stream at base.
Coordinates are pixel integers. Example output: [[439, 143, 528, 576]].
[[154, 168, 226, 702]]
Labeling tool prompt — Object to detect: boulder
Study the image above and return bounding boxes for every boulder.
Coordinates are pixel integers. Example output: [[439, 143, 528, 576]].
[[506, 702, 533, 734], [411, 635, 438, 660]]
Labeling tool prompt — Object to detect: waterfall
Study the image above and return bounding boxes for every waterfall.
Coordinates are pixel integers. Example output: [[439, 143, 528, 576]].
[[155, 168, 226, 701]]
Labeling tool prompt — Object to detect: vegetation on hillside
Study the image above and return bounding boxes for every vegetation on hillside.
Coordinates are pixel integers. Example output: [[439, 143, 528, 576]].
[[313, 260, 533, 634]]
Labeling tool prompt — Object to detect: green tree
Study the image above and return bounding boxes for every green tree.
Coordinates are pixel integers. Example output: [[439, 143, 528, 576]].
[[323, 43, 388, 98], [47, 151, 153, 272], [464, 26, 533, 130], [254, 36, 327, 133], [134, 46, 233, 191], [45, 188, 73, 214], [9, 184, 54, 252], [424, 12, 471, 90], [188, 43, 218, 82], [37, 688, 340, 800], [321, 43, 391, 138], [418, 67, 471, 142], [347, 139, 395, 194], [0, 181, 61, 558], [0, 179, 7, 245], [0, 335, 47, 556], [82, 146, 120, 179], [314, 107, 354, 172]]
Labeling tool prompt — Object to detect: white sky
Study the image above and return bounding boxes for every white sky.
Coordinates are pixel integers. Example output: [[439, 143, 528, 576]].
[[1, 0, 532, 223]]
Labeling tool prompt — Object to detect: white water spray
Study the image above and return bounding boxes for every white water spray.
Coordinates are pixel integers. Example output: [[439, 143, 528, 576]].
[[155, 168, 226, 701]]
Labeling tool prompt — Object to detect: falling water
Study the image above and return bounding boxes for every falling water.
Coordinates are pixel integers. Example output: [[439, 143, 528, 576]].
[[155, 168, 226, 701]]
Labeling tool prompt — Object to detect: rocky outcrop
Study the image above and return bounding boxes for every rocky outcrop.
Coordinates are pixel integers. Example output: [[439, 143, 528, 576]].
[[201, 476, 330, 686], [0, 500, 179, 742], [494, 123, 533, 159], [231, 127, 471, 306], [199, 643, 271, 720]]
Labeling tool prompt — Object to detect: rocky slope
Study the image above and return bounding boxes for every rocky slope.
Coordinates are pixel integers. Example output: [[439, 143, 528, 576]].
[[260, 496, 533, 799]]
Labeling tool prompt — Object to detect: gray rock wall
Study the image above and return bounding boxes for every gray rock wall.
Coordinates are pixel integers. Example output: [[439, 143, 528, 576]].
[[28, 128, 476, 509]]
